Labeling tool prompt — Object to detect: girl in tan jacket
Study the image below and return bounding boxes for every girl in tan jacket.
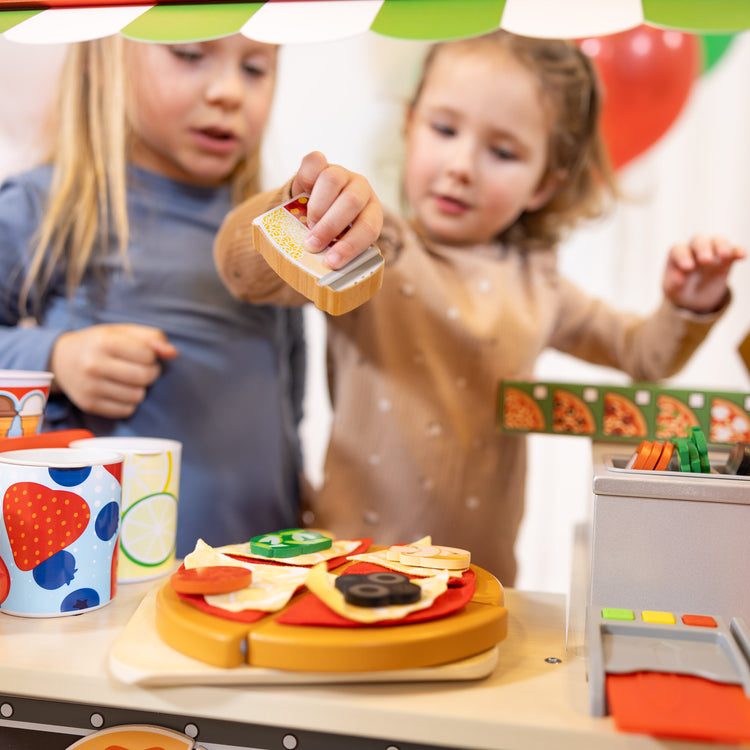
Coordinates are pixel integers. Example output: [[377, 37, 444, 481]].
[[215, 31, 744, 585]]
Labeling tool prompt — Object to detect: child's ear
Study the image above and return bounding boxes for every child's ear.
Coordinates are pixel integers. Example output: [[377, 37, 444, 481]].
[[525, 169, 567, 212]]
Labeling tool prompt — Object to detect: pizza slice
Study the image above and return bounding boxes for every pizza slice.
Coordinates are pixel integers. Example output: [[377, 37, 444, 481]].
[[603, 392, 648, 438], [552, 389, 595, 435], [710, 397, 750, 444], [503, 386, 545, 431], [655, 394, 700, 439]]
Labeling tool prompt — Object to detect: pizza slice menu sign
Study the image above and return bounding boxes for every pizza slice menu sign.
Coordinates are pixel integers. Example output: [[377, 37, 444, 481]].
[[499, 379, 750, 447]]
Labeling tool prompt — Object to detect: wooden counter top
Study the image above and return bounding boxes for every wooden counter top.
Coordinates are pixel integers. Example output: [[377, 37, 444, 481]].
[[0, 572, 737, 750]]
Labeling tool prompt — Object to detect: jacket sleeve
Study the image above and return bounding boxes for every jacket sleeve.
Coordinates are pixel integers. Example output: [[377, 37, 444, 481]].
[[0, 175, 69, 373], [213, 180, 311, 308], [549, 275, 728, 382]]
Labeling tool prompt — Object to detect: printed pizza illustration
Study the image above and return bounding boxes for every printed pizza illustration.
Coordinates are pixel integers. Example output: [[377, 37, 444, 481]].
[[65, 724, 195, 749], [602, 392, 648, 438], [655, 393, 700, 439], [552, 389, 595, 434], [503, 386, 545, 430], [709, 397, 750, 444], [154, 531, 507, 672]]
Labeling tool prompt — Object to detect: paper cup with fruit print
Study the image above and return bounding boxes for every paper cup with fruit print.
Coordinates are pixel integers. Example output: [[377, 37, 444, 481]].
[[0, 370, 53, 439], [0, 447, 123, 617], [70, 436, 181, 583]]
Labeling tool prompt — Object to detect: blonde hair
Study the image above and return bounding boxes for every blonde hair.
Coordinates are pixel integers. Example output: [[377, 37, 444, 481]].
[[412, 30, 618, 251], [21, 36, 264, 313]]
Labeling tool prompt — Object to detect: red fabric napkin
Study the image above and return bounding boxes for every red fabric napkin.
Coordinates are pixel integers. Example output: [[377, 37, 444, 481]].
[[0, 429, 94, 452], [275, 562, 476, 627]]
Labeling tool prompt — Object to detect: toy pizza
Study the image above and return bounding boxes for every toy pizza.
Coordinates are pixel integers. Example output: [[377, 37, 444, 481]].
[[253, 194, 385, 315], [552, 388, 595, 434], [155, 532, 507, 672], [502, 386, 545, 430], [602, 391, 648, 438]]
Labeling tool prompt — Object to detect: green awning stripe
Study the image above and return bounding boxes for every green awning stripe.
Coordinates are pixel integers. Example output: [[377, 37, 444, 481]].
[[371, 0, 505, 41], [643, 0, 750, 33], [122, 2, 262, 42], [0, 8, 41, 32]]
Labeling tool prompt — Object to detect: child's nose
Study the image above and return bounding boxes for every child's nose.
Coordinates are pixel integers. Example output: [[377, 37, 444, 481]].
[[205, 66, 244, 107], [445, 138, 476, 181]]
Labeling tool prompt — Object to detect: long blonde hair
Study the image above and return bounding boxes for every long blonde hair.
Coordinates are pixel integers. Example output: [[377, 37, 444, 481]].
[[21, 35, 263, 313], [412, 31, 618, 251]]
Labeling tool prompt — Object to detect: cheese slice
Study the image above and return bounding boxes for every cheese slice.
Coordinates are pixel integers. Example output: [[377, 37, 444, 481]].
[[305, 563, 449, 624]]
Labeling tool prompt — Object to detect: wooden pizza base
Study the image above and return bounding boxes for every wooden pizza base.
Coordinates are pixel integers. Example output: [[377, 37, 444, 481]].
[[109, 587, 500, 687], [150, 563, 507, 673]]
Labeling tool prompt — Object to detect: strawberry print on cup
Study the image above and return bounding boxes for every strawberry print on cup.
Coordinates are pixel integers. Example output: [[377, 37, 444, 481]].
[[0, 447, 123, 617]]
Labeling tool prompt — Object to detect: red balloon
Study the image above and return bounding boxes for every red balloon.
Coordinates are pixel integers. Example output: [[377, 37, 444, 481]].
[[578, 26, 701, 169]]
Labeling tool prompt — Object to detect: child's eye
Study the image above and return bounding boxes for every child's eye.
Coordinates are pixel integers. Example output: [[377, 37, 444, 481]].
[[242, 62, 270, 78], [491, 146, 517, 161], [431, 122, 456, 138], [169, 45, 203, 63]]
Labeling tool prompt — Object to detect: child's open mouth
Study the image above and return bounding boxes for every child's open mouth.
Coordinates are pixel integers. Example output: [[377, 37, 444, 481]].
[[433, 194, 469, 215], [193, 127, 239, 153]]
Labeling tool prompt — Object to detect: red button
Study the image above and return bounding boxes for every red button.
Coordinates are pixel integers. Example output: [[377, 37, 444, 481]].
[[682, 614, 717, 627]]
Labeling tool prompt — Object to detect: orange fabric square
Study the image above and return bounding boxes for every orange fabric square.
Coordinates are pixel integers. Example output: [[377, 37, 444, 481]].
[[607, 672, 750, 743]]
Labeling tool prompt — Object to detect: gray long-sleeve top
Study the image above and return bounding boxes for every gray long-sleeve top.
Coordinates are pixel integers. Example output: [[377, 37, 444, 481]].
[[0, 165, 305, 556]]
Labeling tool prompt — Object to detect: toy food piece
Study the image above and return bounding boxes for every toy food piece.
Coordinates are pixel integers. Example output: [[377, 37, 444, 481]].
[[154, 555, 507, 671], [689, 425, 710, 473], [253, 194, 384, 316], [653, 440, 675, 471], [386, 543, 471, 570], [725, 442, 750, 476], [249, 529, 332, 558], [170, 565, 252, 596], [335, 572, 421, 607], [627, 440, 661, 470]]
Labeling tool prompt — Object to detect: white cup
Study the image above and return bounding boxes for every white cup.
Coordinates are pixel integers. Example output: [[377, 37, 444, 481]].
[[0, 369, 54, 439], [70, 437, 181, 583], [0, 447, 123, 617]]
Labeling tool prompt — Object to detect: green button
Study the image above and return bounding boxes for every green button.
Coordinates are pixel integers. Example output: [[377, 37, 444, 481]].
[[601, 607, 635, 621]]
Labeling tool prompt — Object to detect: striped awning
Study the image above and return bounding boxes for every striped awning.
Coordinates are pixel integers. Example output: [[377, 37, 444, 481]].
[[0, 0, 748, 45]]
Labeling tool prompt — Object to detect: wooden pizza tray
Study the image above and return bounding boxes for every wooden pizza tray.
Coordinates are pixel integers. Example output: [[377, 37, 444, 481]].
[[109, 584, 502, 687]]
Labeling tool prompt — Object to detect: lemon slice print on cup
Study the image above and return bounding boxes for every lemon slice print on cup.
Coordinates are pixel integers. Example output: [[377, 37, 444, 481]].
[[124, 449, 175, 501], [120, 491, 178, 567]]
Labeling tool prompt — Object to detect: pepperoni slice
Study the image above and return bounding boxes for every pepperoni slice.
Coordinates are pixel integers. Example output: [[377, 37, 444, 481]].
[[170, 565, 252, 595]]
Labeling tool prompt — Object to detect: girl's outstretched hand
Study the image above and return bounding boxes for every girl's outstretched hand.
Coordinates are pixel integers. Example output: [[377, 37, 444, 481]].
[[291, 151, 383, 270], [662, 234, 745, 314], [49, 323, 179, 418]]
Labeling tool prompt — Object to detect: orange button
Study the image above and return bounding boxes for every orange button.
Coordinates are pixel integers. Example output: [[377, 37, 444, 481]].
[[682, 614, 717, 628]]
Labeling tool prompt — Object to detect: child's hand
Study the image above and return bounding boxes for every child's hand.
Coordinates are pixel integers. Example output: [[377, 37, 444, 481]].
[[291, 151, 383, 270], [662, 234, 745, 314], [50, 323, 179, 418]]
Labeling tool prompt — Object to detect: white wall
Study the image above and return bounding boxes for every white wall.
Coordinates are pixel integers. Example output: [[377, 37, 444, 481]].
[[2, 31, 749, 594]]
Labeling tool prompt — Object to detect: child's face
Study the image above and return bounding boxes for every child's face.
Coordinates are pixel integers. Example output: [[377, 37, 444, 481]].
[[404, 45, 555, 246], [124, 36, 277, 186]]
